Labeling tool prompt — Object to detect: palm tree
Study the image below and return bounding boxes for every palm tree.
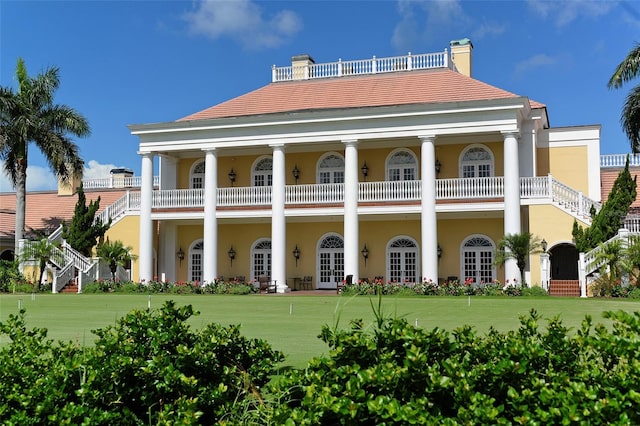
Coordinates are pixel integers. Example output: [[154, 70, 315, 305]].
[[96, 239, 137, 281], [20, 238, 58, 288], [608, 43, 640, 153], [0, 58, 90, 254], [494, 232, 543, 287]]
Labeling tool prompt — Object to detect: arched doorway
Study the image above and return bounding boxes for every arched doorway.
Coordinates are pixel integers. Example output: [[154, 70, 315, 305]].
[[317, 233, 344, 289], [549, 243, 578, 280]]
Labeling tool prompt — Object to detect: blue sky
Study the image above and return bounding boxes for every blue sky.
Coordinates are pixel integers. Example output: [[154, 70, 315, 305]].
[[1, 0, 640, 192]]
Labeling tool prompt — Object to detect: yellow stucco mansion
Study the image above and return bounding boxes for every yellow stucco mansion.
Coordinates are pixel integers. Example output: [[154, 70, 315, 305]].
[[4, 39, 622, 294]]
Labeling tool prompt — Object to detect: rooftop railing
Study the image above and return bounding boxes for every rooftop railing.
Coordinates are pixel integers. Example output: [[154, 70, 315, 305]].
[[600, 154, 640, 168], [272, 50, 453, 82]]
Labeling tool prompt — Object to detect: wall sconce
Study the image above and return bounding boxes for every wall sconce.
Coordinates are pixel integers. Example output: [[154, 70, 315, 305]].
[[228, 246, 236, 266], [361, 162, 369, 180], [176, 247, 185, 266], [437, 244, 443, 259], [292, 164, 300, 184], [435, 159, 441, 176], [361, 244, 369, 266], [293, 244, 301, 266], [228, 168, 236, 186], [541, 239, 548, 253]]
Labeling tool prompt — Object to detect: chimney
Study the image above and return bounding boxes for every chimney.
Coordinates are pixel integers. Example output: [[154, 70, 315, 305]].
[[450, 38, 473, 77], [110, 168, 134, 188], [57, 169, 83, 196], [291, 54, 315, 80]]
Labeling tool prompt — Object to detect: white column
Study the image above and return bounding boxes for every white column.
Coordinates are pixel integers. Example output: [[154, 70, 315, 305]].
[[203, 149, 218, 284], [271, 144, 287, 292], [539, 252, 550, 291], [343, 139, 359, 283], [420, 136, 438, 283], [158, 221, 176, 282], [139, 152, 154, 283], [502, 131, 521, 283], [159, 155, 177, 190]]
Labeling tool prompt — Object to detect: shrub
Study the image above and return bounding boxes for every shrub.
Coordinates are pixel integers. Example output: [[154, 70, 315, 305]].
[[0, 301, 284, 424], [265, 306, 640, 425]]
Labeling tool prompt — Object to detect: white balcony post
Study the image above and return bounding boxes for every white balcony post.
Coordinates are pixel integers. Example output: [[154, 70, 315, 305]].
[[158, 221, 177, 282], [139, 152, 154, 283], [159, 155, 177, 191], [503, 131, 522, 284], [539, 252, 550, 291], [343, 139, 360, 284], [203, 149, 218, 285], [271, 144, 287, 292], [420, 136, 438, 283]]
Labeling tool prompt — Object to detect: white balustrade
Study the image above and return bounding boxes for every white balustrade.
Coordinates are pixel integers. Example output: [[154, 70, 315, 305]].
[[359, 180, 420, 202], [286, 183, 344, 204], [82, 175, 159, 189], [272, 50, 452, 82], [436, 177, 504, 199], [600, 154, 640, 168], [218, 186, 272, 206], [153, 189, 204, 208]]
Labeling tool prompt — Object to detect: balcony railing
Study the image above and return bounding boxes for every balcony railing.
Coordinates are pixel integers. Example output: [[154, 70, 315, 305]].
[[140, 176, 598, 211], [82, 176, 159, 190], [272, 51, 452, 82], [600, 154, 640, 168]]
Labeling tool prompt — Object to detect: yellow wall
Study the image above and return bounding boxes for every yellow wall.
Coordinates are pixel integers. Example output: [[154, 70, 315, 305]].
[[437, 217, 504, 282], [104, 215, 142, 280], [527, 204, 578, 286], [547, 145, 590, 194], [175, 140, 506, 190]]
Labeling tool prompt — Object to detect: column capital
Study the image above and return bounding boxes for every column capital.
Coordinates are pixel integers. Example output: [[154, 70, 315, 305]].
[[418, 135, 437, 143], [269, 143, 286, 150], [201, 147, 217, 153], [137, 151, 155, 158], [501, 130, 520, 139], [342, 139, 359, 147]]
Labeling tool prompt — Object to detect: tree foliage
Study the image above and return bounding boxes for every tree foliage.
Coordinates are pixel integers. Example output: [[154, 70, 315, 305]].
[[267, 307, 640, 425], [573, 156, 637, 252], [609, 42, 640, 153], [0, 58, 90, 252], [62, 184, 110, 257], [0, 301, 284, 424], [494, 232, 543, 287], [96, 239, 136, 281]]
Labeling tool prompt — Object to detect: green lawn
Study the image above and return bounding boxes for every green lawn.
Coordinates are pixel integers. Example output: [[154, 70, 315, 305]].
[[2, 293, 640, 369]]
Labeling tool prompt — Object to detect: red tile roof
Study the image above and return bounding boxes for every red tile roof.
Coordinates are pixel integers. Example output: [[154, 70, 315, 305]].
[[180, 69, 543, 121], [0, 190, 132, 238]]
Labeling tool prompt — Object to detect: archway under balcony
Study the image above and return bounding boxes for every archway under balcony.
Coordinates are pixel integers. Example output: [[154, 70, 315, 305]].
[[549, 243, 578, 280]]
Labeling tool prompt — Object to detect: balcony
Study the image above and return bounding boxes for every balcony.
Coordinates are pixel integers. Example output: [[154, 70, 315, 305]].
[[144, 176, 597, 217]]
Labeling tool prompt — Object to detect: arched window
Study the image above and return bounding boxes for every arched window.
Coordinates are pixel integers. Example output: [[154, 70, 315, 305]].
[[316, 233, 344, 289], [317, 153, 345, 184], [387, 236, 419, 283], [459, 145, 494, 178], [251, 239, 272, 281], [253, 157, 273, 186], [386, 149, 418, 181], [190, 160, 205, 189], [460, 235, 495, 284], [0, 249, 14, 261], [189, 240, 204, 282]]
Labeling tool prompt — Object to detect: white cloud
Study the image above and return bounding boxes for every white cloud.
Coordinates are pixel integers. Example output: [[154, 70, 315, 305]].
[[527, 0, 615, 26], [514, 53, 557, 76], [83, 160, 121, 180], [472, 20, 507, 40], [183, 0, 302, 49], [0, 165, 57, 192], [0, 160, 126, 193]]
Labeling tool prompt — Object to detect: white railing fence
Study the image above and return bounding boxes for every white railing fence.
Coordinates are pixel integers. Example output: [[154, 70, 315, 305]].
[[82, 175, 159, 190], [272, 50, 452, 82]]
